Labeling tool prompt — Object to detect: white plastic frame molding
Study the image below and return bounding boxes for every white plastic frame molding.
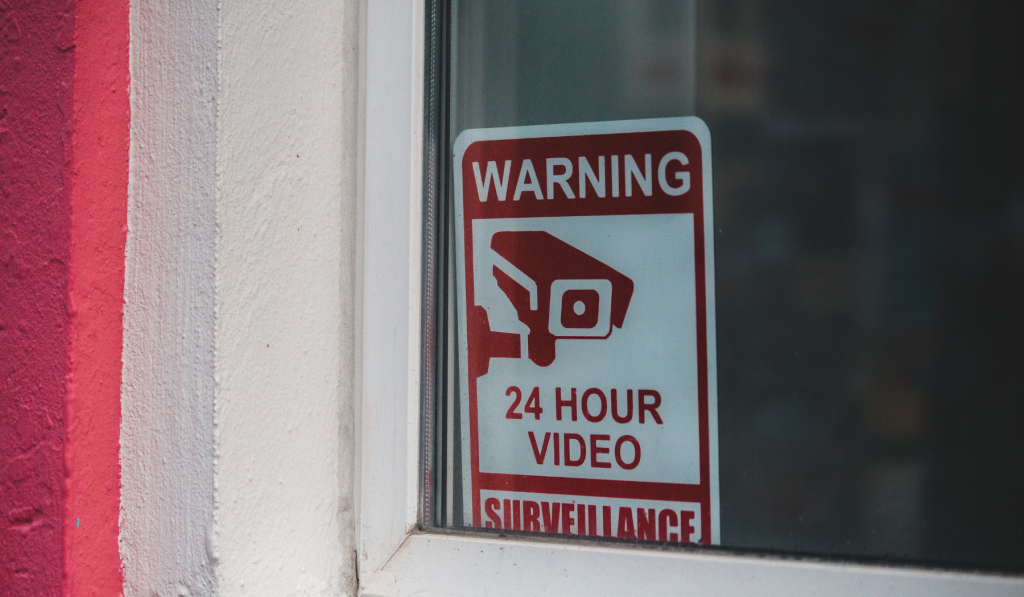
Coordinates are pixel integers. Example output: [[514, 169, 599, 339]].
[[355, 1, 1024, 595]]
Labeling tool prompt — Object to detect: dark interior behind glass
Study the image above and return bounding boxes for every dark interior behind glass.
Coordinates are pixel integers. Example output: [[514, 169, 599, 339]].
[[433, 0, 1024, 570]]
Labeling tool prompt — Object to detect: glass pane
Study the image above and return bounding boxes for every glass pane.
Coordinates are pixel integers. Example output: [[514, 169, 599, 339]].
[[424, 0, 1024, 572]]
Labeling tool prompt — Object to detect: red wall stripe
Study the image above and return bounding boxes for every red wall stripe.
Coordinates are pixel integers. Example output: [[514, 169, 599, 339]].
[[2, 2, 128, 592], [0, 2, 75, 594], [66, 0, 129, 594]]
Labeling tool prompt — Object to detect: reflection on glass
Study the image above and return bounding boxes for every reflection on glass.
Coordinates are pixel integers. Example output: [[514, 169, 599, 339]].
[[437, 0, 1024, 571]]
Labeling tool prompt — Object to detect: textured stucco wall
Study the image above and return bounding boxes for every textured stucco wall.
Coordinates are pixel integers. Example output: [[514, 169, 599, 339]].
[[216, 0, 357, 593], [122, 0, 358, 594], [0, 2, 74, 594], [121, 0, 219, 595], [2, 1, 130, 593], [66, 0, 129, 592]]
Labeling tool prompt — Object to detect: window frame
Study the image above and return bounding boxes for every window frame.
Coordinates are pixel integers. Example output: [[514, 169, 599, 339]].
[[355, 0, 1024, 594]]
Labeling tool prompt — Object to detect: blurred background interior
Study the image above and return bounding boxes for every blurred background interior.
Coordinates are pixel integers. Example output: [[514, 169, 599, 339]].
[[448, 0, 1024, 569]]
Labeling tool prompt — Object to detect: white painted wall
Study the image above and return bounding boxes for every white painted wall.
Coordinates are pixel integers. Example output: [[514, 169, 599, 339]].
[[216, 0, 358, 594], [122, 0, 219, 594], [124, 0, 359, 594]]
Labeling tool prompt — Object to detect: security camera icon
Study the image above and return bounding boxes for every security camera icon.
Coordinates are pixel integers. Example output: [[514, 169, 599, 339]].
[[489, 231, 634, 367]]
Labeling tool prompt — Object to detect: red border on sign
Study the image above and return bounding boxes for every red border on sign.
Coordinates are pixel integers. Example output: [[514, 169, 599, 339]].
[[459, 128, 712, 543]]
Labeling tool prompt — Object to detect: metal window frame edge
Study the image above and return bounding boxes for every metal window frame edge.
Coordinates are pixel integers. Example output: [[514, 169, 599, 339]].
[[356, 0, 1024, 594]]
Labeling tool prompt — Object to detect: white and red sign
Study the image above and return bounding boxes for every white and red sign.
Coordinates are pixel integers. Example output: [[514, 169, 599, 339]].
[[454, 118, 719, 544]]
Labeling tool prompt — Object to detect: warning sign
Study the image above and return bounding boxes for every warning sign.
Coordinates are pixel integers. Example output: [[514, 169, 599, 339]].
[[454, 118, 719, 544]]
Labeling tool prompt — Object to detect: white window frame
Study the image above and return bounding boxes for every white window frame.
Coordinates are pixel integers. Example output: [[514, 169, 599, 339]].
[[356, 1, 1024, 595]]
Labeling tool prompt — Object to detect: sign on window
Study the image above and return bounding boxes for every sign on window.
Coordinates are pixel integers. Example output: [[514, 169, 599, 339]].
[[454, 118, 719, 544]]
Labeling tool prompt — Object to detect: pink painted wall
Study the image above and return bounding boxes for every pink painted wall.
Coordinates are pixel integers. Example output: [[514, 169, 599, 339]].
[[0, 1, 75, 594], [1, 1, 127, 594], [66, 0, 128, 594]]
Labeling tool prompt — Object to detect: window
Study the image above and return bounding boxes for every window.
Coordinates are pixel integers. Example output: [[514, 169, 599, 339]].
[[358, 0, 1024, 593]]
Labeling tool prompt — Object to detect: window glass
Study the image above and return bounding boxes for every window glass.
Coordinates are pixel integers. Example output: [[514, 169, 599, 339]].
[[423, 0, 1024, 571]]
